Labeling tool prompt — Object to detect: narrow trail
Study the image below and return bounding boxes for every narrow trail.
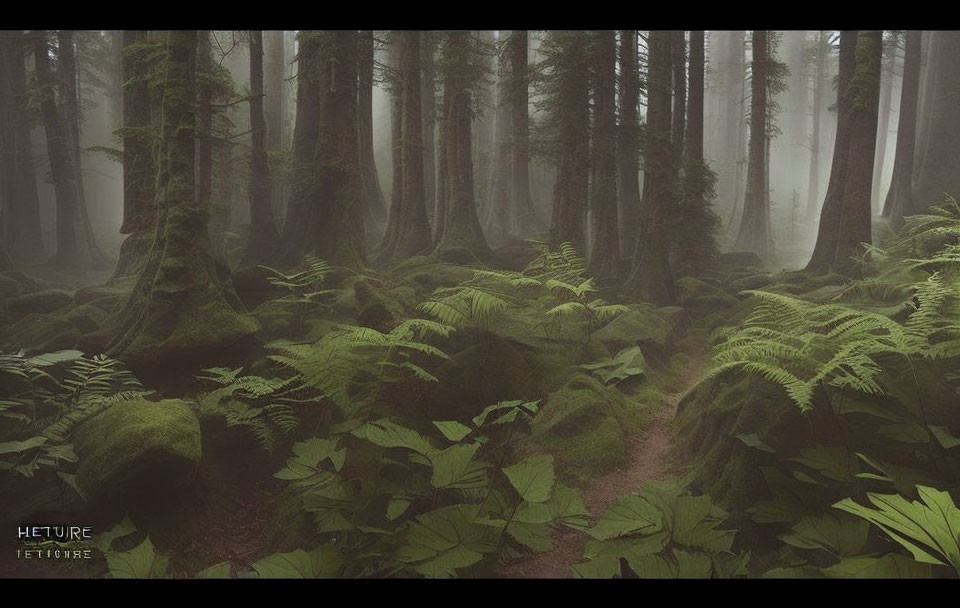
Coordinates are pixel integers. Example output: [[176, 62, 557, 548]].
[[498, 343, 709, 578]]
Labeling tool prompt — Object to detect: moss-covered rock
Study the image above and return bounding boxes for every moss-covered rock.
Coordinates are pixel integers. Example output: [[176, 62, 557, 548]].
[[73, 281, 133, 306], [729, 273, 774, 292], [251, 300, 298, 340], [1, 314, 81, 352], [535, 415, 626, 487], [5, 289, 73, 314], [592, 306, 672, 352], [74, 397, 202, 503], [64, 303, 109, 335]]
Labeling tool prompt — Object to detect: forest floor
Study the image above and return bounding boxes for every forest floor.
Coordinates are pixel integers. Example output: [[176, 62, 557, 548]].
[[497, 343, 709, 578]]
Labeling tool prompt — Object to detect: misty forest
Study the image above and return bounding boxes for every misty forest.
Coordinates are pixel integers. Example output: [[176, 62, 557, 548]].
[[1, 29, 960, 580]]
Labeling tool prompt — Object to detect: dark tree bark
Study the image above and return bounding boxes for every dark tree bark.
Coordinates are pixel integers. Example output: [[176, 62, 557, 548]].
[[588, 30, 619, 280], [282, 31, 365, 269], [807, 31, 882, 275], [197, 31, 213, 218], [625, 30, 676, 305], [241, 31, 281, 266], [106, 30, 257, 366], [379, 33, 405, 251], [671, 31, 687, 165], [549, 31, 590, 254], [113, 30, 155, 279], [871, 38, 896, 213], [733, 31, 773, 259], [264, 30, 285, 220], [484, 31, 513, 244], [618, 30, 641, 258], [911, 31, 960, 210], [358, 30, 387, 229], [0, 31, 43, 262], [33, 31, 86, 269], [379, 31, 433, 261], [57, 30, 107, 268], [806, 31, 828, 222], [421, 32, 437, 229], [510, 31, 539, 237], [433, 32, 492, 261], [883, 30, 922, 225]]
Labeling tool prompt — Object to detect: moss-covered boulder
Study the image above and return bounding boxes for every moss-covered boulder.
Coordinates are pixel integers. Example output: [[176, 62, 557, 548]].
[[1, 314, 81, 352], [73, 282, 131, 306], [528, 374, 641, 485], [64, 303, 109, 335], [593, 306, 672, 350], [5, 289, 73, 314], [74, 398, 202, 503], [729, 273, 774, 292]]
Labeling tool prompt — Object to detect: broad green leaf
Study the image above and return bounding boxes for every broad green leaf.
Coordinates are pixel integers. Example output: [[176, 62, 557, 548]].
[[572, 555, 620, 578], [28, 350, 84, 366], [929, 425, 960, 449], [736, 432, 775, 453], [628, 554, 675, 578], [778, 513, 869, 557], [584, 531, 670, 566], [506, 521, 552, 552], [106, 537, 169, 579], [547, 483, 590, 530], [878, 423, 930, 444], [252, 544, 343, 578], [502, 455, 555, 503], [789, 444, 856, 482], [472, 400, 538, 427], [0, 436, 47, 455], [428, 443, 481, 489], [394, 505, 498, 578], [672, 495, 737, 553], [580, 346, 646, 385], [822, 553, 933, 578], [673, 548, 713, 578], [834, 485, 960, 574], [432, 420, 472, 442], [590, 494, 663, 540], [94, 516, 137, 553], [761, 566, 823, 578], [274, 438, 345, 479], [351, 419, 432, 455], [514, 501, 553, 524], [195, 562, 232, 579], [387, 498, 411, 521]]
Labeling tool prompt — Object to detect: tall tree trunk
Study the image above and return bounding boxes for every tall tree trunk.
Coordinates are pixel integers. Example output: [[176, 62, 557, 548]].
[[618, 30, 641, 258], [264, 30, 285, 221], [57, 30, 107, 267], [358, 30, 387, 230], [625, 30, 676, 305], [510, 30, 539, 237], [113, 30, 155, 279], [472, 31, 496, 221], [807, 31, 882, 275], [433, 32, 492, 261], [588, 30, 619, 280], [106, 30, 258, 366], [484, 31, 513, 244], [0, 31, 44, 262], [734, 31, 773, 259], [282, 31, 365, 268], [883, 30, 922, 225], [421, 32, 437, 230], [806, 31, 827, 222], [241, 31, 281, 266], [549, 32, 590, 255], [671, 31, 687, 165], [197, 31, 214, 229], [911, 31, 960, 210], [913, 31, 936, 188], [379, 33, 405, 253], [378, 31, 432, 261], [871, 38, 896, 213]]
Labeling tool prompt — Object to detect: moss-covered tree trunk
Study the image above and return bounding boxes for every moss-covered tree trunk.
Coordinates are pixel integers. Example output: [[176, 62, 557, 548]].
[[588, 30, 619, 281], [0, 32, 44, 263], [625, 30, 676, 305], [733, 30, 773, 260], [882, 30, 921, 226], [671, 31, 687, 166], [281, 31, 366, 269], [510, 30, 539, 237], [911, 31, 960, 211], [113, 30, 156, 280], [196, 31, 214, 227], [618, 30, 641, 259], [106, 30, 258, 366], [549, 31, 590, 255], [241, 31, 281, 266], [433, 32, 492, 262], [379, 31, 433, 261], [807, 31, 882, 275], [358, 30, 387, 230]]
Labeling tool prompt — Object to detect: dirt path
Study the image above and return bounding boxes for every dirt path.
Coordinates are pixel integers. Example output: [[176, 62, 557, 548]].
[[497, 344, 709, 578]]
